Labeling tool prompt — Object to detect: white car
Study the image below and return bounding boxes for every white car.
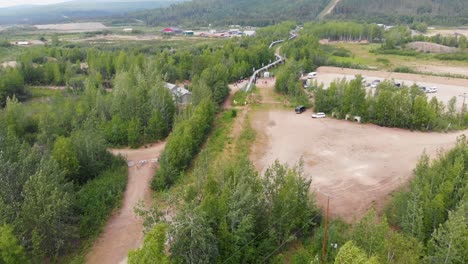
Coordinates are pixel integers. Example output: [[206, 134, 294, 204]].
[[307, 72, 317, 79], [427, 86, 438, 93], [370, 80, 381, 88], [312, 112, 326, 118]]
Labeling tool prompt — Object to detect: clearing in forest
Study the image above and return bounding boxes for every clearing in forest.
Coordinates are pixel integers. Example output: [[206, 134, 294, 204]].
[[251, 110, 466, 222]]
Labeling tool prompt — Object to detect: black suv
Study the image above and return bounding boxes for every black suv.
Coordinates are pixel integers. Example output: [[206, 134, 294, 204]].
[[295, 105, 306, 114]]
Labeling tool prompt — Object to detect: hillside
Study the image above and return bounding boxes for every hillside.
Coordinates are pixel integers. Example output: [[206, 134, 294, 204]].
[[0, 0, 183, 25], [329, 0, 468, 26], [135, 0, 330, 27]]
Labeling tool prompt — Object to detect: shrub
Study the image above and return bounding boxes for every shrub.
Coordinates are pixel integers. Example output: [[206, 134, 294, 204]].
[[76, 159, 127, 239]]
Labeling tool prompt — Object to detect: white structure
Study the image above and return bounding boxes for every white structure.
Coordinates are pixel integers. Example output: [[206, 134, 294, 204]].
[[15, 41, 30, 46], [123, 28, 133, 32], [164, 83, 192, 104], [244, 30, 256, 36]]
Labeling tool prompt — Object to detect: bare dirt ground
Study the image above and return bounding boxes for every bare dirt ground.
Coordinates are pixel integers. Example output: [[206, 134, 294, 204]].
[[34, 22, 108, 32], [413, 65, 468, 77], [85, 142, 166, 264], [250, 110, 467, 222], [316, 66, 468, 109], [426, 28, 468, 37], [406, 42, 458, 53], [0, 61, 17, 68]]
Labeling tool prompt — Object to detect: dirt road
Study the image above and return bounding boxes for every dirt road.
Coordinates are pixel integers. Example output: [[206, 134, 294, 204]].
[[316, 66, 468, 109], [251, 110, 466, 222], [318, 0, 341, 20], [86, 142, 166, 264]]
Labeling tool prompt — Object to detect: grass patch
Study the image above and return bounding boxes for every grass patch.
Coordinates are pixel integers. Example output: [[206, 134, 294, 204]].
[[29, 87, 63, 99], [393, 66, 417, 73], [235, 114, 256, 156], [376, 57, 390, 65]]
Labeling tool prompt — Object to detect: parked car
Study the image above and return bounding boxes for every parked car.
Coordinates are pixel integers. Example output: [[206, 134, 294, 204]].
[[295, 105, 306, 114], [427, 86, 438, 93], [307, 72, 317, 79], [370, 80, 381, 88], [311, 112, 326, 118]]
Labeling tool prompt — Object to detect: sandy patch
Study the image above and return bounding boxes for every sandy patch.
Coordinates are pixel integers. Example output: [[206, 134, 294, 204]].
[[1, 61, 17, 68], [250, 110, 466, 222], [425, 28, 468, 37], [35, 22, 108, 32], [406, 42, 458, 53]]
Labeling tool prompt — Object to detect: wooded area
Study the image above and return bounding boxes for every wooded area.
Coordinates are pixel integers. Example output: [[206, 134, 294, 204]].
[[135, 0, 329, 26]]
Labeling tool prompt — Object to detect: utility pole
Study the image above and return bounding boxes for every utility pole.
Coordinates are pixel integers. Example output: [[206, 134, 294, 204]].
[[321, 196, 330, 264], [459, 93, 467, 126]]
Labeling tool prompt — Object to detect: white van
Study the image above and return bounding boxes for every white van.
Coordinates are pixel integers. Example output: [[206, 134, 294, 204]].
[[307, 72, 317, 79]]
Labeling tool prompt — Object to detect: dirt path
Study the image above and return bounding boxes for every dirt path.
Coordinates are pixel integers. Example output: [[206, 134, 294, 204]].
[[318, 0, 341, 20], [85, 142, 166, 264]]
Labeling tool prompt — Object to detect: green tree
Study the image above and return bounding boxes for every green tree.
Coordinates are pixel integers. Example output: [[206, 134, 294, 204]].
[[52, 136, 79, 181], [426, 201, 468, 264], [20, 158, 76, 258], [127, 118, 142, 148], [0, 224, 29, 264], [128, 224, 169, 264], [334, 241, 377, 264]]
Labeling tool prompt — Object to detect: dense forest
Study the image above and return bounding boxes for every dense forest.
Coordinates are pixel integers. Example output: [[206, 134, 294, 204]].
[[135, 0, 329, 27], [330, 0, 468, 26], [0, 0, 180, 25]]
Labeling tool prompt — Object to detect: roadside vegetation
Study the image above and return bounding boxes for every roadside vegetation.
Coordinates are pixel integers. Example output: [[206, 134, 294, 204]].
[[315, 76, 468, 131]]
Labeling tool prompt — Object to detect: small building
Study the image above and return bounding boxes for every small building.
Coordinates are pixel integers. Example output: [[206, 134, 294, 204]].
[[164, 82, 192, 104], [123, 28, 133, 32], [162, 27, 183, 34]]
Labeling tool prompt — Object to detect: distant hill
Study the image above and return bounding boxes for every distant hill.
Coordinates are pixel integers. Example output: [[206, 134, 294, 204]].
[[134, 0, 330, 27], [0, 0, 183, 25], [329, 0, 468, 26]]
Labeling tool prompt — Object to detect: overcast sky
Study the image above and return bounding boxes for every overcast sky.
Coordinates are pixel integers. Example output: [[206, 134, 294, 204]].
[[0, 0, 69, 8]]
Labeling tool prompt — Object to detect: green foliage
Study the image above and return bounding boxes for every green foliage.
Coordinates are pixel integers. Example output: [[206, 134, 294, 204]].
[[153, 99, 216, 189], [275, 63, 311, 107], [383, 139, 468, 264], [393, 66, 416, 73], [0, 68, 27, 107], [76, 161, 127, 239], [334, 241, 376, 264], [315, 77, 467, 131], [128, 224, 169, 264], [136, 0, 329, 27], [20, 158, 76, 258], [52, 136, 79, 181], [425, 200, 468, 264], [352, 210, 389, 257], [166, 159, 319, 263], [0, 224, 29, 264], [302, 21, 384, 42], [331, 0, 468, 26], [435, 53, 468, 61]]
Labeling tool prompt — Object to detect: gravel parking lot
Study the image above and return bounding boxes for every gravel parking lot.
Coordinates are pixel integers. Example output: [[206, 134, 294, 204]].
[[251, 109, 466, 222], [315, 67, 468, 110]]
